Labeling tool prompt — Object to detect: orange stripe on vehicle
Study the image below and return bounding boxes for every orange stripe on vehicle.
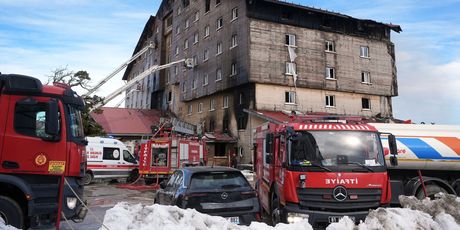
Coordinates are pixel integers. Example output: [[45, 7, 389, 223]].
[[436, 137, 460, 156]]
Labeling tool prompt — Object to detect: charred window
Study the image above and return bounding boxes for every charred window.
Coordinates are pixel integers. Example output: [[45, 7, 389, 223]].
[[223, 117, 229, 133], [208, 120, 215, 132], [362, 98, 371, 110], [205, 0, 210, 13], [237, 115, 247, 130], [103, 147, 120, 160]]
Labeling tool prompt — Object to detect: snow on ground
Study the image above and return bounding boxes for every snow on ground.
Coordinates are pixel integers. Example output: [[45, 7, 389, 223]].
[[327, 193, 460, 230], [102, 193, 459, 230], [0, 221, 18, 230], [101, 202, 311, 230]]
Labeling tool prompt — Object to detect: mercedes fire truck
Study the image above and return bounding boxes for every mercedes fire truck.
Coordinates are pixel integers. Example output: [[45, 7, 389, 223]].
[[0, 74, 87, 228], [253, 116, 398, 228]]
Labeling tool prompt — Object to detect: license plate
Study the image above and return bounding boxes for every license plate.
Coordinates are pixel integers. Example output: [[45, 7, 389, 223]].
[[226, 216, 240, 224], [328, 216, 355, 223]]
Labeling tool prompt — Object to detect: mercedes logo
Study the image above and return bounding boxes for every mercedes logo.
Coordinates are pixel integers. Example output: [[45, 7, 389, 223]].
[[333, 186, 348, 201], [220, 192, 228, 200]]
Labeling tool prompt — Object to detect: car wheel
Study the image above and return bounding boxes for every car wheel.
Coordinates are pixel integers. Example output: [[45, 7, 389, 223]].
[[83, 171, 93, 185], [0, 196, 24, 229]]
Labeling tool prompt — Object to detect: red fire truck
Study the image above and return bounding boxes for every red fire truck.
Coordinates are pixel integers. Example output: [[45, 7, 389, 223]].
[[138, 125, 206, 184], [254, 116, 397, 228], [0, 74, 87, 228]]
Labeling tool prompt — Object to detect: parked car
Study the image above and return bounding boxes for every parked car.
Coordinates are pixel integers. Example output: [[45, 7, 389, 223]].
[[155, 166, 260, 225]]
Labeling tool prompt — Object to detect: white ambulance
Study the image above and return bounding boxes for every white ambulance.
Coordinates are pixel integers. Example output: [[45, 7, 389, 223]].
[[84, 137, 138, 185]]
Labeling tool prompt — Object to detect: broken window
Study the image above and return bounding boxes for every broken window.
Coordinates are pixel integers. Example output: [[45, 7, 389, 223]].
[[193, 33, 199, 44], [231, 7, 238, 21], [217, 17, 223, 29], [285, 91, 296, 104], [362, 98, 371, 110], [203, 74, 208, 85], [231, 63, 237, 76], [361, 71, 371, 84], [326, 67, 336, 79], [216, 68, 222, 81], [231, 34, 237, 48], [285, 34, 296, 46], [168, 91, 172, 102], [325, 40, 335, 52], [285, 62, 296, 75], [223, 117, 229, 133], [203, 49, 209, 61], [184, 39, 189, 50], [238, 115, 247, 130], [360, 46, 369, 58], [210, 98, 216, 111], [204, 25, 210, 37], [223, 96, 229, 108], [205, 0, 210, 13], [217, 42, 222, 54], [326, 95, 335, 107], [188, 104, 193, 115]]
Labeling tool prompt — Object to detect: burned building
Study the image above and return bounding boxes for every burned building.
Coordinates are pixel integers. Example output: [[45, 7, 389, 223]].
[[123, 0, 401, 164]]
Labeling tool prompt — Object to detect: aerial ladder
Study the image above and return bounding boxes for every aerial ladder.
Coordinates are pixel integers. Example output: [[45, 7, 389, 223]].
[[83, 43, 194, 110]]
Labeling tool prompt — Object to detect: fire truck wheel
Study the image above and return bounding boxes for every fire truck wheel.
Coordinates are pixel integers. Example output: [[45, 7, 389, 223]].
[[416, 184, 448, 200], [0, 196, 24, 229], [270, 192, 281, 226], [127, 170, 139, 183], [83, 171, 93, 185]]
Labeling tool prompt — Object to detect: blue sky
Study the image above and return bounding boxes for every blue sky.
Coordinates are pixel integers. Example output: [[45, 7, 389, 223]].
[[0, 0, 459, 124]]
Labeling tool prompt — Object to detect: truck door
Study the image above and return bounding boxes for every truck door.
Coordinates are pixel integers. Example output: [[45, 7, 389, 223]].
[[263, 133, 275, 182], [274, 135, 286, 199], [1, 97, 66, 175]]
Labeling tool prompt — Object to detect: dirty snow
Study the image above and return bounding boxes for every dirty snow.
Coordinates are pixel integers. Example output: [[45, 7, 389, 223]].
[[0, 221, 18, 230], [102, 193, 460, 230], [101, 202, 311, 230]]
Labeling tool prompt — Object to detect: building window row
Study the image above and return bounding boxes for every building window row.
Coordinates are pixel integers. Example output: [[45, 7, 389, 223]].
[[283, 92, 371, 110], [284, 33, 370, 58], [187, 96, 230, 115]]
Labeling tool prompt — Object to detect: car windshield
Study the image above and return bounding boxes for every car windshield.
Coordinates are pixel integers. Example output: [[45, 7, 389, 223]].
[[288, 131, 384, 168], [190, 171, 250, 190], [67, 105, 84, 139]]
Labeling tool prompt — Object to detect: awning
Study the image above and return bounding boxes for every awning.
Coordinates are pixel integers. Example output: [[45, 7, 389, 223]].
[[203, 132, 237, 143]]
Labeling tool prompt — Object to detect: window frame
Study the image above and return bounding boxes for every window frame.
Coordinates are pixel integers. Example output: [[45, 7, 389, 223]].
[[360, 46, 370, 58], [230, 63, 237, 76], [285, 62, 296, 75], [188, 104, 193, 115], [361, 71, 371, 84], [285, 34, 296, 46], [325, 95, 336, 107], [362, 98, 371, 110], [326, 67, 336, 80], [210, 98, 216, 111], [231, 7, 238, 21], [198, 102, 203, 113], [216, 68, 222, 81], [325, 40, 335, 52], [203, 73, 209, 86], [285, 91, 296, 104], [223, 96, 229, 108], [204, 25, 210, 37], [230, 34, 238, 48], [217, 17, 223, 30], [216, 42, 222, 55]]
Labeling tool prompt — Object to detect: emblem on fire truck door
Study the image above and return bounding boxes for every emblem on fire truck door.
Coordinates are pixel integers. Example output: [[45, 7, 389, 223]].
[[34, 153, 47, 166], [333, 186, 348, 201]]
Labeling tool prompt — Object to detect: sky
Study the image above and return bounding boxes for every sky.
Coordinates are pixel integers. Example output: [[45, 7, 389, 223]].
[[0, 0, 459, 125]]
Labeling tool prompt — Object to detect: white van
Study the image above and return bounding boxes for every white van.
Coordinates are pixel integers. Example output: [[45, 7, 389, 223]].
[[84, 137, 138, 185]]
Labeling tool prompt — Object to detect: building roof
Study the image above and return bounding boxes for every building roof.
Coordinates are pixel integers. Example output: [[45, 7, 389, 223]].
[[91, 107, 163, 136]]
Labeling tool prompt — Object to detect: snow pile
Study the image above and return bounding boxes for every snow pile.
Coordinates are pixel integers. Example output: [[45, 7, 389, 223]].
[[0, 221, 18, 230], [101, 202, 312, 230], [327, 193, 460, 230]]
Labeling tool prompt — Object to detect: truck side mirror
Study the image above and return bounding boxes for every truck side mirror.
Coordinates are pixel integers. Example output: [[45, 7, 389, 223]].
[[388, 134, 398, 155], [45, 99, 59, 137], [390, 155, 398, 166]]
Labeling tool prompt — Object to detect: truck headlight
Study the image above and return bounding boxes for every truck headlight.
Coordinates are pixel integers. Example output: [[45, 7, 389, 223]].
[[287, 212, 309, 224], [67, 197, 77, 210]]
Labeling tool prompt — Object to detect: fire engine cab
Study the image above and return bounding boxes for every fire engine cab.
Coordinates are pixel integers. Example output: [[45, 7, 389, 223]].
[[253, 116, 397, 228]]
